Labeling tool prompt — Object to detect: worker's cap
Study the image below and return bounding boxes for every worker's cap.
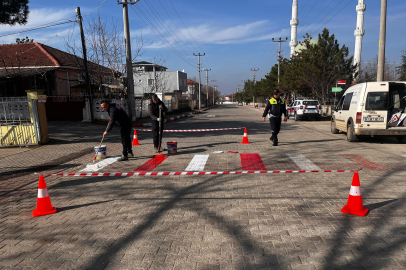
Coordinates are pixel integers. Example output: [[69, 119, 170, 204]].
[[273, 89, 280, 95]]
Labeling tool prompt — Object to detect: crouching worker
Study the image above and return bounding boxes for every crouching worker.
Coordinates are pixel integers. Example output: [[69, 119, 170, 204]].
[[101, 99, 133, 161], [148, 94, 168, 153]]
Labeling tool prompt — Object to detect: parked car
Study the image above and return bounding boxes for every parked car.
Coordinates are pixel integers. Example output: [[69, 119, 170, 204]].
[[331, 81, 406, 143], [238, 102, 243, 106], [287, 98, 322, 121]]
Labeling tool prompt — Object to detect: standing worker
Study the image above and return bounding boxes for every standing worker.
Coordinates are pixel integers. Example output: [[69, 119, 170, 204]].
[[262, 89, 288, 146], [148, 94, 168, 153], [101, 100, 133, 161]]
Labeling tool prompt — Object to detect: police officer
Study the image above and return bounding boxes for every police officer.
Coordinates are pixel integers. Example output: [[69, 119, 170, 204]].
[[148, 94, 168, 152], [101, 99, 133, 161], [262, 89, 288, 146]]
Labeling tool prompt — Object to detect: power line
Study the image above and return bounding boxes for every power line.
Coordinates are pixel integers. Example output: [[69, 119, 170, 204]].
[[83, 0, 107, 19], [141, 0, 193, 59], [306, 0, 346, 36], [0, 21, 74, 38], [167, 0, 212, 71], [313, 0, 352, 34], [156, 0, 199, 53], [130, 6, 196, 68]]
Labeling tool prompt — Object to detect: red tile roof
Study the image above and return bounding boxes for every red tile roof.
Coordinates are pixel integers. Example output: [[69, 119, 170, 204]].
[[0, 43, 110, 73], [188, 79, 201, 85]]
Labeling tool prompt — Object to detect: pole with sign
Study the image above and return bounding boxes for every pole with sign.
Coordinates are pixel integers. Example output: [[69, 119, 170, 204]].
[[333, 80, 346, 107]]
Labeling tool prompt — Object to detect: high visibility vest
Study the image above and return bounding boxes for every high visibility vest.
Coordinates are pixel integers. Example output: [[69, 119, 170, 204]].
[[269, 98, 285, 105]]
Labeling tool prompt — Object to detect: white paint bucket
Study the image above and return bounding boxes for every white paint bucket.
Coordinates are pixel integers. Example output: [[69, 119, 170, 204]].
[[94, 145, 107, 159], [167, 141, 177, 155]]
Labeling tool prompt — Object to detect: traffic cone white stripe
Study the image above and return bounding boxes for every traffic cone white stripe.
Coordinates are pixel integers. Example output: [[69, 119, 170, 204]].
[[133, 135, 138, 139], [349, 186, 361, 196], [37, 188, 49, 198], [244, 133, 247, 136]]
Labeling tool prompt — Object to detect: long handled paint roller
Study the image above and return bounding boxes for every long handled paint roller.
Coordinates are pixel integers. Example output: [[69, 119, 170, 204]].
[[158, 106, 162, 153], [92, 119, 110, 164]]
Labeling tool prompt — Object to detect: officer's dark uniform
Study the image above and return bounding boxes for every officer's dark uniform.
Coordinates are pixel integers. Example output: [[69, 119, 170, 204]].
[[262, 94, 287, 146], [148, 99, 168, 149], [105, 103, 133, 157]]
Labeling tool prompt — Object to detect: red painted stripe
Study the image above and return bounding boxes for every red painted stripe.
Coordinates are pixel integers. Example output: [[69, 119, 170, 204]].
[[340, 154, 389, 171], [134, 155, 169, 171], [240, 153, 267, 170]]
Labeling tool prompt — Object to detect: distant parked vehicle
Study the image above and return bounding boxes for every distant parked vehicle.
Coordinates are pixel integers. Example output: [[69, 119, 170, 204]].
[[287, 98, 322, 121]]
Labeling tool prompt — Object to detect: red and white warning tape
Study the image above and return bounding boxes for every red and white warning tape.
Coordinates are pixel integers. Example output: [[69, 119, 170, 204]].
[[132, 112, 198, 127], [135, 127, 245, 132], [45, 169, 355, 177]]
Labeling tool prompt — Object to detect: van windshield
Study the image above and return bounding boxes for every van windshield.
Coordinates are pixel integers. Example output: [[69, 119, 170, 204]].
[[365, 92, 388, 110], [303, 101, 319, 106]]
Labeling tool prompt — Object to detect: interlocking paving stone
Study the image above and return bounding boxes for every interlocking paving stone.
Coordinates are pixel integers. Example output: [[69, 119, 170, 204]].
[[1, 106, 406, 269]]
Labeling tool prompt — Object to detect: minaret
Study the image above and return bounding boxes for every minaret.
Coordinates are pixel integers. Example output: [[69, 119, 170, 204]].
[[290, 0, 299, 58], [354, 0, 366, 78]]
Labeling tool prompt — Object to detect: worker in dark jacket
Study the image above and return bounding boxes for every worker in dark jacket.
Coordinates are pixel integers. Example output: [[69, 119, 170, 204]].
[[262, 89, 288, 146], [101, 99, 133, 161], [148, 94, 168, 152]]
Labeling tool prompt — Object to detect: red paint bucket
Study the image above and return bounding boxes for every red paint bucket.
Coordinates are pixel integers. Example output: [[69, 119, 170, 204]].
[[167, 141, 177, 155]]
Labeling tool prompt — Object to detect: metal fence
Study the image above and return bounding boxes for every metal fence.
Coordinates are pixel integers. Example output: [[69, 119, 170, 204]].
[[0, 100, 41, 147]]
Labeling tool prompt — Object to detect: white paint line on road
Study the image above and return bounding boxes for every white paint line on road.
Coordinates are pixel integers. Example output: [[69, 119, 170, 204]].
[[80, 156, 121, 172], [185, 155, 209, 171], [287, 154, 321, 171]]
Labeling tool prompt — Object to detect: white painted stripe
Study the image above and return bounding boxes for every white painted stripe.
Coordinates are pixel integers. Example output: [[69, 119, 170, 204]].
[[185, 155, 210, 171], [38, 188, 49, 198], [287, 154, 321, 171], [80, 156, 121, 172], [349, 186, 361, 196]]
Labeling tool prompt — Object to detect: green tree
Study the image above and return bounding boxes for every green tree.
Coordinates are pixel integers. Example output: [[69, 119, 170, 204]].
[[397, 47, 406, 81], [280, 29, 356, 105], [16, 36, 33, 43], [0, 0, 29, 25]]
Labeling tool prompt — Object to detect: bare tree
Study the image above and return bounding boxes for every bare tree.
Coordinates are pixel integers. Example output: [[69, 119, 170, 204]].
[[358, 56, 399, 83], [65, 10, 144, 96]]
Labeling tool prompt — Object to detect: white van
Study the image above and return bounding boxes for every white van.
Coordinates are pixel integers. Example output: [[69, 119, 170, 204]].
[[331, 81, 406, 143]]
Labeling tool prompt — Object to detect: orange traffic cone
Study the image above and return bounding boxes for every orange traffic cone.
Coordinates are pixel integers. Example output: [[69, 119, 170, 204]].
[[241, 128, 250, 144], [341, 172, 369, 216], [132, 129, 140, 146], [33, 175, 57, 217]]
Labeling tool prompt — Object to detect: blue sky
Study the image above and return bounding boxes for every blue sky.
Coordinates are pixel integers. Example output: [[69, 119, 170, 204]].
[[1, 0, 406, 95]]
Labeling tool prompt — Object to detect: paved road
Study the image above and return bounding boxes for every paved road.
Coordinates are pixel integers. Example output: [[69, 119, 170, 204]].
[[1, 105, 406, 270]]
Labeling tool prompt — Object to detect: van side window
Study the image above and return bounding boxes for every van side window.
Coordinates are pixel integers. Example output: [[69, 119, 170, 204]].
[[342, 93, 354, 111], [336, 96, 345, 110]]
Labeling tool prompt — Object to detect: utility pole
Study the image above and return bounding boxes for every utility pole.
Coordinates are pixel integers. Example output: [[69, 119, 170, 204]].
[[251, 68, 259, 107], [193, 53, 205, 109], [210, 79, 216, 106], [76, 7, 94, 122], [377, 0, 387, 82], [118, 0, 139, 122], [272, 37, 288, 86], [202, 68, 211, 108], [213, 85, 217, 106]]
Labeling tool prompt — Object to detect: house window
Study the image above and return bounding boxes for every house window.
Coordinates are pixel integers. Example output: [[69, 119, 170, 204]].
[[148, 79, 155, 86], [103, 76, 114, 84]]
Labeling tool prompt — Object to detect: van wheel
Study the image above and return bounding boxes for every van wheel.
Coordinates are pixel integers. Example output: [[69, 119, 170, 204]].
[[331, 120, 339, 134], [294, 113, 299, 121], [347, 123, 357, 142], [397, 136, 406, 144]]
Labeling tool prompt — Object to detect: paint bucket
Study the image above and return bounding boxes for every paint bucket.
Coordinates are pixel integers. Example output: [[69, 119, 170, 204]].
[[167, 141, 177, 155], [94, 145, 107, 159]]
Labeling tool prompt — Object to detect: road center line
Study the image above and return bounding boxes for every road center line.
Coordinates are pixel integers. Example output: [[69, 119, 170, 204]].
[[287, 154, 321, 171], [185, 155, 210, 171]]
